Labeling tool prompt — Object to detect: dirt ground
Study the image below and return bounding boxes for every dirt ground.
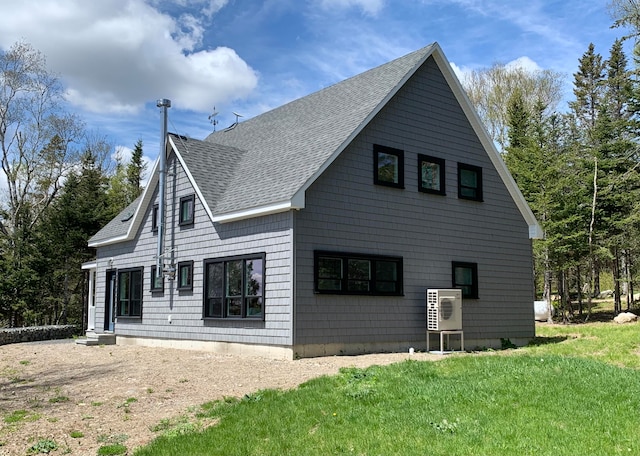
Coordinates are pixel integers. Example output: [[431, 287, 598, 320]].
[[0, 340, 442, 455]]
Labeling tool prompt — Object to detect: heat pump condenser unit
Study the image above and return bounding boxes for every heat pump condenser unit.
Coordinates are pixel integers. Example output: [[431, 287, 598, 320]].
[[427, 289, 463, 331]]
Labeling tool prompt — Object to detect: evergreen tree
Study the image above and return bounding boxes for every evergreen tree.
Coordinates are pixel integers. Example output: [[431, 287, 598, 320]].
[[568, 43, 607, 304], [38, 150, 109, 326], [126, 139, 146, 202]]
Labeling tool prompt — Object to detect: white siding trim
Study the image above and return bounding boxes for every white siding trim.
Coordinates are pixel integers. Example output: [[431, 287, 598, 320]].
[[212, 199, 302, 223]]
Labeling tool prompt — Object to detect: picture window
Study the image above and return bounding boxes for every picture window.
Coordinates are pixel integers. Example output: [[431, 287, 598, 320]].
[[315, 251, 403, 295], [117, 267, 143, 317], [204, 254, 265, 319]]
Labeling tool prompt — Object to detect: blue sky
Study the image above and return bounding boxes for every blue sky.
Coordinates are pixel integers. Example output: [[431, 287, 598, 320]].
[[0, 0, 629, 168]]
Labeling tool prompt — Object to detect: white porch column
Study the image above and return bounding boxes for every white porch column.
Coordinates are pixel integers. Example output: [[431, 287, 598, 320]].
[[82, 261, 97, 331]]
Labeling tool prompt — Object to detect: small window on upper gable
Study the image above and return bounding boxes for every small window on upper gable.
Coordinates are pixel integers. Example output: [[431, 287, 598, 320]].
[[374, 145, 404, 189], [179, 195, 195, 226], [151, 204, 159, 232], [457, 163, 483, 201], [418, 154, 446, 195]]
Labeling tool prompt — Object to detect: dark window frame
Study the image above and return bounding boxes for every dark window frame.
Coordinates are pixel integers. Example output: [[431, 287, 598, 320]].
[[179, 194, 195, 226], [314, 251, 403, 296], [418, 154, 446, 195], [151, 204, 159, 232], [457, 163, 483, 201], [373, 144, 405, 189], [177, 261, 194, 291], [452, 261, 479, 299], [150, 265, 164, 292], [117, 267, 143, 318], [203, 253, 266, 320]]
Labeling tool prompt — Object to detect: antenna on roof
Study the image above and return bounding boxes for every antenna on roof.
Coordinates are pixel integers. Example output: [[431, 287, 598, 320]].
[[224, 111, 243, 132], [208, 106, 219, 131]]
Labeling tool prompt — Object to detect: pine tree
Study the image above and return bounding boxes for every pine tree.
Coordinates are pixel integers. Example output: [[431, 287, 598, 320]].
[[38, 150, 109, 325], [126, 139, 146, 202]]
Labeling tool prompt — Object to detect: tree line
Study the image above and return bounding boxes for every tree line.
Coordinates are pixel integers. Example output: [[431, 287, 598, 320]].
[[2, 3, 640, 328], [0, 42, 146, 328], [463, 2, 640, 320]]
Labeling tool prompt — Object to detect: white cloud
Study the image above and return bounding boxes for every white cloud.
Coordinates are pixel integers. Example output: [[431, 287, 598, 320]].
[[449, 62, 470, 82], [0, 0, 257, 114], [506, 56, 543, 73]]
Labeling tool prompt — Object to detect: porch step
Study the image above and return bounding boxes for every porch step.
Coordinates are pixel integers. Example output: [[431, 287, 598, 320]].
[[75, 332, 116, 346]]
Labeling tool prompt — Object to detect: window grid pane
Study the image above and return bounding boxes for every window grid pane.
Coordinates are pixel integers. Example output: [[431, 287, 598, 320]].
[[421, 162, 440, 190], [117, 268, 143, 317], [315, 252, 402, 296], [377, 152, 399, 184], [179, 195, 195, 225], [204, 255, 265, 319]]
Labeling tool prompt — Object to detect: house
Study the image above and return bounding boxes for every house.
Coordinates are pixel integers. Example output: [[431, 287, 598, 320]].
[[83, 43, 542, 359]]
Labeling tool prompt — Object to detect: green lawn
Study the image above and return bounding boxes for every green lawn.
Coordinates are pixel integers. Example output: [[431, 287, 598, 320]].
[[135, 321, 640, 456]]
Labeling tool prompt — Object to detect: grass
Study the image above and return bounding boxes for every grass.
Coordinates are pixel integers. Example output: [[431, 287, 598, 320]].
[[134, 318, 640, 456]]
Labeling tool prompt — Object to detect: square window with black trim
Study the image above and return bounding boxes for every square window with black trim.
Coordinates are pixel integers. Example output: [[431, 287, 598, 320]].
[[179, 194, 195, 226], [418, 154, 446, 195], [315, 251, 403, 295], [151, 204, 159, 232], [452, 261, 478, 299], [177, 261, 193, 291], [374, 144, 404, 188], [117, 267, 143, 317], [203, 254, 264, 319], [457, 163, 483, 201], [150, 265, 164, 292]]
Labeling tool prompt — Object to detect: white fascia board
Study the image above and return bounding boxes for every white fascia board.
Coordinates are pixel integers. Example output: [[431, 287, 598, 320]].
[[88, 234, 129, 248], [212, 199, 302, 223], [88, 152, 162, 248], [81, 260, 97, 270], [430, 44, 544, 240], [168, 135, 216, 223]]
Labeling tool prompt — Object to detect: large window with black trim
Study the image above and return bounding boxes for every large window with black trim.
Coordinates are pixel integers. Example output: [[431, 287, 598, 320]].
[[418, 154, 446, 195], [203, 254, 265, 319], [117, 267, 143, 317], [457, 163, 483, 201], [374, 144, 404, 188], [452, 261, 478, 299], [314, 251, 403, 295]]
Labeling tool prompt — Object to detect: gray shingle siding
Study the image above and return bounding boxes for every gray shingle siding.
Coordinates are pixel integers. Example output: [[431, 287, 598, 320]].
[[87, 44, 537, 357], [94, 153, 294, 346], [293, 56, 534, 348]]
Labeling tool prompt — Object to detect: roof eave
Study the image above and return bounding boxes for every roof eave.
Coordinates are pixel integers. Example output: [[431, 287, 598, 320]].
[[212, 195, 304, 223], [88, 233, 130, 248]]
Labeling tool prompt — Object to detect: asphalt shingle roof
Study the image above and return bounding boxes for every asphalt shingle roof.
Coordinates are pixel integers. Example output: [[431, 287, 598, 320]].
[[88, 42, 542, 245], [89, 196, 141, 244], [194, 44, 436, 216]]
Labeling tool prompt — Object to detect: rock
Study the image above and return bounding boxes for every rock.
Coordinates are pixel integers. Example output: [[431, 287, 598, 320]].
[[597, 290, 614, 299], [613, 312, 638, 324]]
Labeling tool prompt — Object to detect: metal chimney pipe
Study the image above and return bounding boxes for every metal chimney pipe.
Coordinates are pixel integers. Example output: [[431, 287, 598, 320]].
[[156, 98, 171, 278]]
